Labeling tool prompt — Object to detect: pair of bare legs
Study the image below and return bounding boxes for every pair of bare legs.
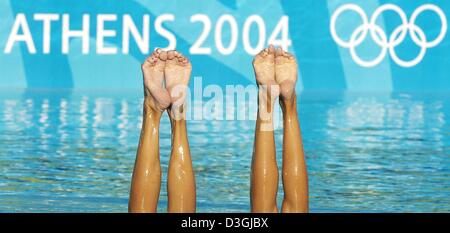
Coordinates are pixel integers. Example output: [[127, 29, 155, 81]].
[[129, 46, 306, 213], [128, 49, 196, 213], [251, 45, 308, 213]]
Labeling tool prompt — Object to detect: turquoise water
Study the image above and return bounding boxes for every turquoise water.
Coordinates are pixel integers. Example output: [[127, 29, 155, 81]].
[[0, 90, 449, 212]]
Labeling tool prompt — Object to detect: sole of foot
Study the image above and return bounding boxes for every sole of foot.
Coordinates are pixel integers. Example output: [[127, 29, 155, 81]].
[[253, 45, 280, 101], [274, 47, 298, 100], [141, 48, 171, 111], [162, 50, 192, 118]]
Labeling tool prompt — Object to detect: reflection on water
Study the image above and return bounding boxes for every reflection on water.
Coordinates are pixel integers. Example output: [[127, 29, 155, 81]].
[[0, 90, 449, 212]]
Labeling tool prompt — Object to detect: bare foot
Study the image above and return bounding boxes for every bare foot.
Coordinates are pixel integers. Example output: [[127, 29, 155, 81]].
[[162, 50, 192, 119], [253, 45, 279, 95], [253, 45, 279, 124], [141, 49, 171, 112], [275, 47, 298, 100]]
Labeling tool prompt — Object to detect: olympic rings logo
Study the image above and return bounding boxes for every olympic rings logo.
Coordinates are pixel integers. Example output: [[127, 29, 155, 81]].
[[330, 4, 447, 67]]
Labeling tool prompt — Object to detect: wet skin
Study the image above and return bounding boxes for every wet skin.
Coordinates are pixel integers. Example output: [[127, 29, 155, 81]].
[[129, 49, 195, 213], [251, 45, 308, 213]]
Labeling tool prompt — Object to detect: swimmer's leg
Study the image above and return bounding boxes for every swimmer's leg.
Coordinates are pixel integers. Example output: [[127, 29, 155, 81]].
[[129, 49, 170, 213], [275, 47, 309, 213], [164, 50, 196, 213], [250, 45, 280, 213]]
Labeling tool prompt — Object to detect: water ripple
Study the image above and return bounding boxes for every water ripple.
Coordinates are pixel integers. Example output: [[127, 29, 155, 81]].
[[0, 91, 449, 212]]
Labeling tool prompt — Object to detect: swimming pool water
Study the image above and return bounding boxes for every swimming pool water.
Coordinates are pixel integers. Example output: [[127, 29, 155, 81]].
[[0, 90, 449, 212]]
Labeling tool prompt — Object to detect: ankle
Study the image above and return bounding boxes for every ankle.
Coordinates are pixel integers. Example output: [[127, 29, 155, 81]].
[[280, 94, 297, 112], [169, 103, 187, 121], [144, 97, 160, 112], [143, 100, 163, 123]]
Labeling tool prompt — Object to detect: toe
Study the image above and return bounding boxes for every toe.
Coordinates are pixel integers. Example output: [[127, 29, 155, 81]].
[[149, 57, 158, 66], [265, 46, 275, 60], [275, 47, 295, 59], [173, 52, 190, 66], [167, 50, 175, 60], [275, 47, 284, 57], [152, 48, 161, 56], [262, 48, 269, 57], [284, 51, 295, 60], [166, 50, 183, 66], [142, 55, 156, 67], [177, 56, 189, 65], [280, 48, 291, 57], [255, 48, 268, 59], [253, 48, 269, 65], [159, 51, 167, 61], [268, 45, 275, 54], [275, 47, 296, 64]]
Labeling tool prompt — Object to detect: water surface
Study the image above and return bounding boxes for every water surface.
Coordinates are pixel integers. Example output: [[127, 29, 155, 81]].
[[0, 90, 449, 212]]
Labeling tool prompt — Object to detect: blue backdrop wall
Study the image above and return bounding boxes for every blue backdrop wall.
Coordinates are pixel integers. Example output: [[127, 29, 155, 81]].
[[0, 0, 449, 92]]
